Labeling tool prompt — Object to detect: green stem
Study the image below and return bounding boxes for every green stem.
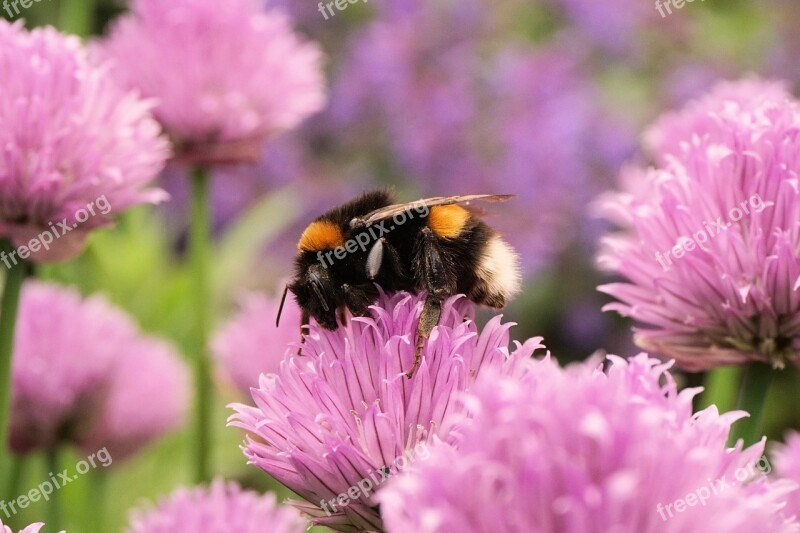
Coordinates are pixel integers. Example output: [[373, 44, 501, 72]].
[[190, 167, 213, 483], [46, 449, 61, 529], [698, 366, 741, 412], [0, 239, 26, 492], [4, 454, 25, 505], [59, 0, 94, 37], [729, 363, 774, 447], [85, 470, 106, 532]]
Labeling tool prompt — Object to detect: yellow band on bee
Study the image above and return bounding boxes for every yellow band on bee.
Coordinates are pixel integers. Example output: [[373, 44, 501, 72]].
[[428, 205, 470, 238], [298, 220, 345, 251]]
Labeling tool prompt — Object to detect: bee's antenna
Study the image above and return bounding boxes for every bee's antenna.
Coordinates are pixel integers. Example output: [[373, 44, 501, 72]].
[[276, 284, 290, 327]]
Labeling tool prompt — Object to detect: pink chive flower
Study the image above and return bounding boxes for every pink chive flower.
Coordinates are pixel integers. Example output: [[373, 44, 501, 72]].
[[0, 20, 169, 263], [212, 292, 302, 395], [125, 479, 306, 533], [10, 283, 127, 453], [379, 354, 798, 533], [229, 292, 541, 532], [77, 339, 190, 462], [9, 282, 185, 457], [0, 519, 55, 533], [97, 0, 326, 165], [773, 432, 800, 521], [597, 78, 800, 370]]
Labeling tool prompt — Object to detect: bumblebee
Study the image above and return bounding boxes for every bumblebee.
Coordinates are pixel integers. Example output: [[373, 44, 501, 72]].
[[277, 189, 521, 377]]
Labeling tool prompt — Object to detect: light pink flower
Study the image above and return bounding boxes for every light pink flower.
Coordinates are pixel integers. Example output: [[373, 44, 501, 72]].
[[98, 0, 326, 165], [125, 479, 306, 533], [598, 78, 800, 370], [77, 337, 190, 462], [0, 20, 169, 262], [229, 292, 540, 532], [772, 431, 800, 522], [1, 519, 44, 533], [10, 282, 188, 460], [380, 354, 798, 533], [212, 292, 302, 395]]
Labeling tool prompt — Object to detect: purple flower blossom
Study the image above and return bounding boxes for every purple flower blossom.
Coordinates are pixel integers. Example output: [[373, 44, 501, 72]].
[[77, 338, 190, 462], [379, 354, 798, 533], [552, 0, 661, 54], [229, 291, 541, 532], [0, 20, 169, 262], [213, 292, 302, 395], [97, 0, 326, 165], [597, 78, 800, 370], [125, 479, 306, 533], [9, 282, 188, 457]]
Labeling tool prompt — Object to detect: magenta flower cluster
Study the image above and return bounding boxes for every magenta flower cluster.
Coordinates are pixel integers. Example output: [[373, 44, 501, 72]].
[[98, 0, 326, 165], [379, 354, 797, 532], [598, 78, 800, 370], [229, 292, 542, 531]]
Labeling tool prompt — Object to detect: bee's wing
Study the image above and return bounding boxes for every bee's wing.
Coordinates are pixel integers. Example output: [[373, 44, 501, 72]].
[[360, 194, 514, 226]]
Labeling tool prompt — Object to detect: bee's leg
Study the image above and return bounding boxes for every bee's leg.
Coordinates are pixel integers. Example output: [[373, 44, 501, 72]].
[[337, 306, 348, 326], [410, 295, 442, 378], [407, 227, 455, 378], [297, 310, 310, 356], [415, 227, 457, 299], [381, 238, 407, 279]]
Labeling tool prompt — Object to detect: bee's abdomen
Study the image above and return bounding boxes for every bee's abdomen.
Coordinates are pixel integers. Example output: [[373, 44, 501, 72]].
[[467, 230, 521, 309]]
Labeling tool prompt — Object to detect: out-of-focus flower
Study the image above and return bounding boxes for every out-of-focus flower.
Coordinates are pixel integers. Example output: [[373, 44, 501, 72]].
[[773, 431, 800, 520], [9, 282, 185, 457], [484, 48, 630, 269], [98, 0, 326, 165], [597, 78, 800, 370], [77, 339, 190, 462], [0, 20, 169, 262], [125, 479, 306, 533], [380, 354, 798, 533], [10, 283, 129, 453], [229, 292, 541, 532], [552, 0, 660, 53], [212, 292, 302, 395]]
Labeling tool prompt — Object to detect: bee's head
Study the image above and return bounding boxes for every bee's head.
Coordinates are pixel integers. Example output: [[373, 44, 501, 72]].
[[288, 263, 339, 330]]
